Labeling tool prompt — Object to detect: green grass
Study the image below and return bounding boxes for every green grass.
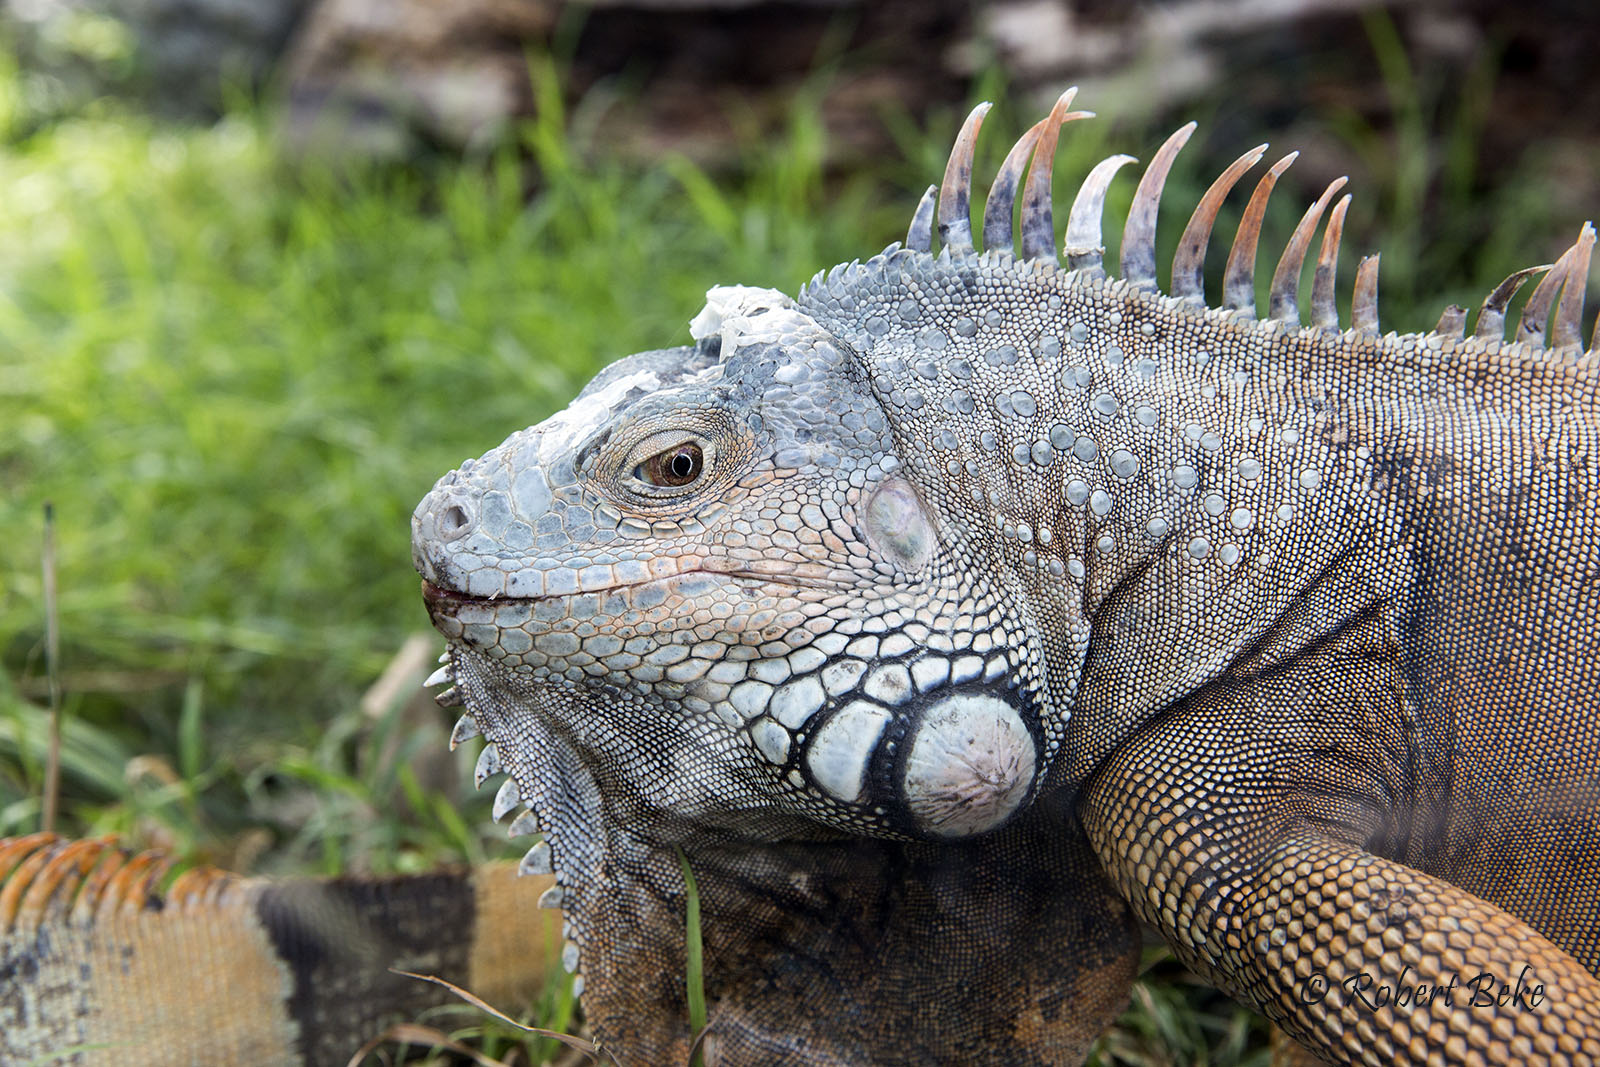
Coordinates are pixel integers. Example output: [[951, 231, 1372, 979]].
[[0, 58, 903, 867], [0, 33, 1590, 1066]]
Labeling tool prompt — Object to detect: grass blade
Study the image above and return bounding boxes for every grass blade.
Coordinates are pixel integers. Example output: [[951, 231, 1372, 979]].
[[40, 502, 60, 834], [675, 846, 708, 1065], [389, 969, 616, 1065]]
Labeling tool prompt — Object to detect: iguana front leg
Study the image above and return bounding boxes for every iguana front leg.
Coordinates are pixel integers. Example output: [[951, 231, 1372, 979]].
[[1081, 616, 1600, 1064]]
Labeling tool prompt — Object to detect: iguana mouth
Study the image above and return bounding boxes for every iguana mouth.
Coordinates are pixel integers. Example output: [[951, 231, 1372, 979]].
[[419, 568, 854, 610], [418, 579, 475, 603]]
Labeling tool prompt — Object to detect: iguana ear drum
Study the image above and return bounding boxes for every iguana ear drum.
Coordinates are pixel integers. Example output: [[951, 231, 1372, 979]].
[[861, 477, 936, 573]]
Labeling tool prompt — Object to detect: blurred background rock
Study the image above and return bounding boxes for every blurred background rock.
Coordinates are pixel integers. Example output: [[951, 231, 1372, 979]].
[[5, 0, 1597, 197], [3, 0, 309, 122]]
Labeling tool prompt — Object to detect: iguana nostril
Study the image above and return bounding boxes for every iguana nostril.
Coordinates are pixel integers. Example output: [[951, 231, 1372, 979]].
[[432, 500, 474, 542]]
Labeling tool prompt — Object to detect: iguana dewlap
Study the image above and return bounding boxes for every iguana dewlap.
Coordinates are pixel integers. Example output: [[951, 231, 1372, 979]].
[[413, 92, 1600, 1065], [0, 834, 562, 1066]]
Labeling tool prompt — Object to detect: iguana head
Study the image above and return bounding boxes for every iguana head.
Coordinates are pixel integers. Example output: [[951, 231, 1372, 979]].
[[415, 283, 1053, 841], [412, 94, 1145, 1066], [410, 295, 1136, 1062]]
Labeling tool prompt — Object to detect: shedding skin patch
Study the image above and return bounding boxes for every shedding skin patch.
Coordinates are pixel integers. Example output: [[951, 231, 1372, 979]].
[[686, 284, 795, 342], [536, 367, 662, 458], [902, 694, 1037, 838], [862, 477, 936, 573]]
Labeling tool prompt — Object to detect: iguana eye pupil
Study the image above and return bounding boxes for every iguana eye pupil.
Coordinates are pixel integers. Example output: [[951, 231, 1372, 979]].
[[641, 443, 703, 487]]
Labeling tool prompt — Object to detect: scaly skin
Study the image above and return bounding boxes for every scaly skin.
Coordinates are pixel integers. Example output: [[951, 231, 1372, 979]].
[[413, 96, 1600, 1064], [0, 834, 563, 1067]]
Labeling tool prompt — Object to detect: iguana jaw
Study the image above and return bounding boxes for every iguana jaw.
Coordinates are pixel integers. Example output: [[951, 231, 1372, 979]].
[[440, 644, 1141, 1066]]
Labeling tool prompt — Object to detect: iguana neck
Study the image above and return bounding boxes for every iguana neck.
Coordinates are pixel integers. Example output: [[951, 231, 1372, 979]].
[[810, 261, 1457, 786]]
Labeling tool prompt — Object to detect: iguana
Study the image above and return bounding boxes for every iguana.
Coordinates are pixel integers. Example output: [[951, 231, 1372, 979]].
[[0, 833, 564, 1065], [410, 91, 1600, 1065], [7, 95, 1599, 1067]]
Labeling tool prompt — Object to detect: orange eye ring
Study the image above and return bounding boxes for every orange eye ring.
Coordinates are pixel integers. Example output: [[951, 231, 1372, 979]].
[[638, 442, 704, 487]]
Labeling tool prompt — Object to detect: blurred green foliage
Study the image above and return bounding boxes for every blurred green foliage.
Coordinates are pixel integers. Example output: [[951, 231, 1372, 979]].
[[0, 25, 1588, 1064], [0, 57, 902, 867]]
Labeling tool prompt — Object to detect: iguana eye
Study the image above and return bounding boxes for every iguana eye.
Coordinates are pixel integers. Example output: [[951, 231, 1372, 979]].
[[637, 442, 704, 487]]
